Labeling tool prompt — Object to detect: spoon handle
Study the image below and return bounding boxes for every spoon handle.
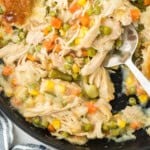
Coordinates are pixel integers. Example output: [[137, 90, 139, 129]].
[[126, 59, 150, 96]]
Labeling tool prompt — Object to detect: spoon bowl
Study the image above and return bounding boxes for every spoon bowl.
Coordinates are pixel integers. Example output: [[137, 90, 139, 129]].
[[104, 25, 150, 96]]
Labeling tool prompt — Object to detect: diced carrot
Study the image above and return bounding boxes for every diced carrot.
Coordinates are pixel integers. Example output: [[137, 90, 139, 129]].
[[27, 54, 35, 61], [11, 78, 17, 86], [144, 0, 150, 5], [130, 122, 141, 130], [43, 34, 58, 52], [54, 44, 61, 53], [51, 17, 62, 29], [42, 27, 51, 36], [69, 2, 81, 13], [130, 9, 140, 21], [2, 66, 13, 76], [79, 14, 90, 27], [85, 101, 98, 114], [43, 39, 54, 52], [82, 49, 88, 57], [70, 89, 80, 96], [48, 124, 56, 132]]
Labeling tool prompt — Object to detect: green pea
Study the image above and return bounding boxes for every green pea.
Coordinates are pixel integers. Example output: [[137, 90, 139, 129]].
[[108, 121, 118, 129], [72, 73, 80, 81], [84, 57, 90, 64], [128, 97, 137, 106], [41, 120, 49, 128], [64, 63, 72, 70], [61, 131, 69, 138], [49, 69, 73, 82], [65, 55, 74, 64], [63, 23, 70, 31], [35, 45, 42, 52], [87, 47, 97, 57], [18, 31, 26, 40], [93, 6, 101, 15], [84, 84, 99, 99], [0, 6, 4, 15], [100, 26, 112, 36], [82, 123, 93, 132], [115, 39, 123, 49], [32, 117, 40, 126], [102, 123, 109, 132], [49, 11, 57, 17], [110, 129, 120, 137], [86, 7, 93, 16]]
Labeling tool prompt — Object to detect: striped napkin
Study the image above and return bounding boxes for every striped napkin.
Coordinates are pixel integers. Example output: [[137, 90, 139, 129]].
[[0, 111, 50, 150]]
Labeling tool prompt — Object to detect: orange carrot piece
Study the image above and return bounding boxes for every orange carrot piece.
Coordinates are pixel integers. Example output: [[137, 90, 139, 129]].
[[130, 9, 140, 21], [11, 78, 17, 86], [2, 66, 13, 76], [70, 89, 80, 96], [82, 49, 88, 57], [69, 2, 81, 13], [51, 17, 62, 29], [43, 35, 58, 52], [42, 28, 50, 36], [144, 0, 150, 5], [85, 101, 98, 114], [130, 122, 141, 130], [43, 40, 54, 52], [27, 54, 35, 61], [54, 44, 61, 53], [79, 14, 90, 27], [48, 124, 56, 132]]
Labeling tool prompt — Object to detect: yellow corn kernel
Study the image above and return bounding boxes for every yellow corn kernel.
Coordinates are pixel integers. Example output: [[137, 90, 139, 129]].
[[114, 113, 121, 119], [29, 89, 39, 96], [138, 94, 148, 104], [46, 80, 55, 90], [56, 84, 66, 94], [43, 26, 52, 35], [74, 38, 81, 45], [0, 32, 3, 39], [78, 0, 86, 6], [126, 76, 134, 86], [118, 120, 126, 128], [51, 119, 61, 130], [79, 26, 88, 38], [72, 64, 80, 73]]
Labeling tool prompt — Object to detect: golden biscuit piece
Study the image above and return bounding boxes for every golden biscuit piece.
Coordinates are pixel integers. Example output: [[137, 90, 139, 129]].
[[1, 0, 34, 24]]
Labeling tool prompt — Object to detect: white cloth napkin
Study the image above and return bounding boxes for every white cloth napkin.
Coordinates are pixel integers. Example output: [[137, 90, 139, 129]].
[[0, 111, 50, 150]]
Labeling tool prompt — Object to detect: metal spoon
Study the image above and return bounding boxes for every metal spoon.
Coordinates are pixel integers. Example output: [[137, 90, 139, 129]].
[[104, 25, 150, 96]]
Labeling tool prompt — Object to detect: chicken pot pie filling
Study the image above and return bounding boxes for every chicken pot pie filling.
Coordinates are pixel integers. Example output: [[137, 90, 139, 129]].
[[0, 0, 150, 145]]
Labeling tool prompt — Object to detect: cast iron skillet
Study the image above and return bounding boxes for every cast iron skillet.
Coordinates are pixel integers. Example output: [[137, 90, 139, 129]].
[[0, 67, 150, 150]]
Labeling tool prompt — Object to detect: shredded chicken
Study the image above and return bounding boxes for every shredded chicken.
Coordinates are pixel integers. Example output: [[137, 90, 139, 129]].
[[0, 43, 28, 65], [122, 106, 146, 124], [0, 0, 149, 146], [93, 18, 122, 50], [81, 51, 108, 75]]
